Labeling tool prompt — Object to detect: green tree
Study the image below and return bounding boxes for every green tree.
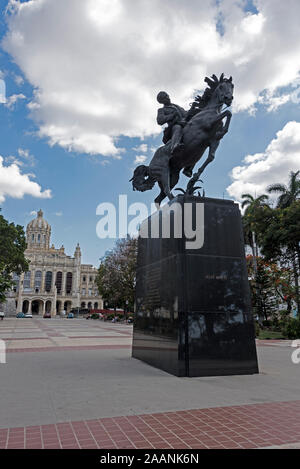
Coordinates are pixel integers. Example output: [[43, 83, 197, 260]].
[[96, 237, 137, 313], [242, 193, 270, 273], [267, 170, 300, 208], [246, 256, 277, 322], [259, 201, 300, 316], [0, 210, 29, 303]]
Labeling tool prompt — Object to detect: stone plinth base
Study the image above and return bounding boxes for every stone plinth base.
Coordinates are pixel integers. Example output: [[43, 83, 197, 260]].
[[132, 195, 259, 377]]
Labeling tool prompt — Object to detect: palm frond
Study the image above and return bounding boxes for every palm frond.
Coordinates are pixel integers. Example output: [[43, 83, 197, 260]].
[[289, 170, 300, 194], [277, 193, 291, 209], [241, 193, 255, 200], [267, 183, 287, 194]]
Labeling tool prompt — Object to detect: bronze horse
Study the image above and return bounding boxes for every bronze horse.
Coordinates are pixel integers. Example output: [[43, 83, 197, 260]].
[[130, 74, 234, 206]]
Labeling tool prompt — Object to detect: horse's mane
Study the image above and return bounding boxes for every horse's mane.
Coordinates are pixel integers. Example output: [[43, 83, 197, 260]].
[[187, 73, 233, 120]]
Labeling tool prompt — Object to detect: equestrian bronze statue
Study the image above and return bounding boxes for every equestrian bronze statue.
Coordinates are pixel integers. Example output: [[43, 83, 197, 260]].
[[130, 73, 234, 206]]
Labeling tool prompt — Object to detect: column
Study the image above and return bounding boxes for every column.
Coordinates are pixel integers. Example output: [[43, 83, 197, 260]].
[[53, 287, 57, 316], [30, 269, 35, 290], [62, 271, 66, 296], [41, 268, 46, 292], [52, 271, 56, 293], [17, 273, 24, 312]]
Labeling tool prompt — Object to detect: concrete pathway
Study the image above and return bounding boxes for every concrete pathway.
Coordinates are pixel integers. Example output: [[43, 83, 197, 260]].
[[0, 318, 299, 449]]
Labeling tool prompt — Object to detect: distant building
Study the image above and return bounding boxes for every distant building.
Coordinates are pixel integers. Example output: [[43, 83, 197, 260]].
[[2, 210, 103, 316]]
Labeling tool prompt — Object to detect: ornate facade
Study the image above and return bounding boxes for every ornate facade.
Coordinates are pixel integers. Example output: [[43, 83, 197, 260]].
[[4, 210, 103, 316]]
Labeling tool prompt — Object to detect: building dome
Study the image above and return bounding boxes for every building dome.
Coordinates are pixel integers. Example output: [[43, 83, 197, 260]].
[[26, 209, 51, 250]]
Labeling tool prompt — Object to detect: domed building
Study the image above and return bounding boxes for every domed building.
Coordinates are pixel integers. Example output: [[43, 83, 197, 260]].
[[5, 210, 103, 316]]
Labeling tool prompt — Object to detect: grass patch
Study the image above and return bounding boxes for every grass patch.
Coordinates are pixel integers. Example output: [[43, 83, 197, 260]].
[[258, 330, 286, 340]]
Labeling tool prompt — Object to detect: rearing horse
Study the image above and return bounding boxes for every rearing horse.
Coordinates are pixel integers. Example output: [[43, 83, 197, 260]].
[[130, 73, 234, 206]]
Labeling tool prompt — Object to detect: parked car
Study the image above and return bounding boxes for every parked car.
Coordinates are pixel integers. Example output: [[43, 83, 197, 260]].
[[43, 313, 51, 319], [16, 312, 25, 318], [67, 312, 74, 319], [25, 313, 33, 318], [0, 311, 4, 320]]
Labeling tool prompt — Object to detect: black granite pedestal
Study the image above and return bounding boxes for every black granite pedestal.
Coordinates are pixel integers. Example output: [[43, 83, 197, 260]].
[[132, 195, 259, 377]]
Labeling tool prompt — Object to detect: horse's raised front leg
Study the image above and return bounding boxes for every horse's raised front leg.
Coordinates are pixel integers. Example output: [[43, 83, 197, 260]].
[[214, 109, 232, 140]]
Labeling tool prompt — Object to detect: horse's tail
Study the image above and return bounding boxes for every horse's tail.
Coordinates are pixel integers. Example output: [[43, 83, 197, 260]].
[[130, 165, 156, 192]]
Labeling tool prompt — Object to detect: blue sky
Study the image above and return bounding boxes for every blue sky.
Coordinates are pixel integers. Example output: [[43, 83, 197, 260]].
[[0, 0, 300, 266]]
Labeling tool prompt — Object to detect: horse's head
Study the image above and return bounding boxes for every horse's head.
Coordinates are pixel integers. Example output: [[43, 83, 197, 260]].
[[204, 73, 234, 107]]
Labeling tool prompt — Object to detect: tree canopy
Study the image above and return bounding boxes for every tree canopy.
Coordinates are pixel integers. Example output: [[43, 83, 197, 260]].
[[96, 236, 137, 312], [242, 170, 300, 318], [0, 210, 29, 303]]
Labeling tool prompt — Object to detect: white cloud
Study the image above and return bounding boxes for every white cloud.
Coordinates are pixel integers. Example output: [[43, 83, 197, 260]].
[[2, 0, 300, 156], [0, 155, 52, 203], [30, 210, 37, 216], [133, 144, 148, 153], [17, 148, 36, 166], [13, 73, 24, 86], [134, 155, 147, 165], [0, 78, 5, 103], [227, 121, 300, 201], [55, 211, 63, 217], [4, 148, 36, 167], [4, 93, 26, 109]]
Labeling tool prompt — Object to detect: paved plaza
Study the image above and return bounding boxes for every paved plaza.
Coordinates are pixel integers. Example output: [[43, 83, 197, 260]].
[[0, 318, 300, 449]]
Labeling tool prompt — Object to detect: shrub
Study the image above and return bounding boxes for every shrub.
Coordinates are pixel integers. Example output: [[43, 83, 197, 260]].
[[281, 318, 300, 340], [262, 320, 272, 328], [254, 321, 260, 337]]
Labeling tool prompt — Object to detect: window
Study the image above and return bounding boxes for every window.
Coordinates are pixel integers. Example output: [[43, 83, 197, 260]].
[[37, 234, 41, 243], [82, 288, 86, 296], [13, 273, 20, 292], [66, 272, 73, 294], [32, 234, 34, 242], [34, 271, 42, 291], [89, 276, 93, 282], [55, 272, 63, 294], [88, 289, 92, 296], [45, 271, 52, 292], [83, 276, 86, 282], [23, 271, 31, 290]]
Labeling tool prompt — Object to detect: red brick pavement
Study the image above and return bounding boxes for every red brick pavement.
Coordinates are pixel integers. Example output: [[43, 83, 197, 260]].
[[1, 400, 300, 449]]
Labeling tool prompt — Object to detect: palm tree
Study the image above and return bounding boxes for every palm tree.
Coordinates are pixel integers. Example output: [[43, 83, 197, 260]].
[[242, 193, 270, 273], [241, 194, 271, 324], [267, 171, 300, 316], [267, 170, 300, 208]]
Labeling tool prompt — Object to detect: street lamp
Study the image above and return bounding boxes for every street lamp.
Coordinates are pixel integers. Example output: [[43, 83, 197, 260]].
[[125, 300, 129, 322]]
